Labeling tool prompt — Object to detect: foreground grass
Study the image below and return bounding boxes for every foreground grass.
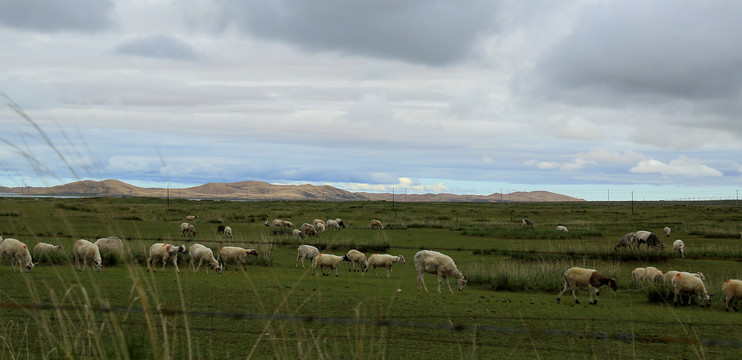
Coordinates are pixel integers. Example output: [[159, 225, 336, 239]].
[[1, 197, 742, 358]]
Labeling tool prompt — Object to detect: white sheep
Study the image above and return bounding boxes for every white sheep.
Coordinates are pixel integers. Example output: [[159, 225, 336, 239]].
[[33, 242, 64, 257], [326, 219, 341, 230], [643, 266, 663, 283], [316, 223, 326, 233], [663, 271, 705, 286], [268, 219, 295, 234], [147, 243, 187, 273], [188, 244, 222, 274], [217, 246, 258, 271], [72, 239, 102, 272], [185, 215, 198, 223], [334, 218, 346, 229], [94, 236, 123, 255], [311, 253, 346, 276], [632, 267, 646, 282], [345, 249, 368, 272], [313, 219, 326, 228], [722, 279, 742, 312], [180, 222, 196, 237], [673, 239, 685, 258], [292, 229, 305, 240], [301, 223, 319, 237], [0, 238, 34, 272], [557, 267, 617, 305], [671, 272, 711, 307], [413, 250, 467, 294], [363, 254, 406, 278], [634, 230, 654, 248], [522, 219, 534, 227], [614, 232, 639, 251], [296, 244, 319, 268], [556, 225, 568, 232], [664, 226, 672, 238], [370, 219, 384, 230], [223, 226, 233, 239]]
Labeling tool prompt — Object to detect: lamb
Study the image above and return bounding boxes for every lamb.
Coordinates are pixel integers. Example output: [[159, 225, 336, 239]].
[[147, 243, 187, 273], [614, 232, 639, 251], [556, 225, 568, 232], [94, 236, 123, 255], [413, 250, 467, 294], [672, 272, 711, 307], [188, 244, 222, 274], [223, 226, 233, 239], [292, 229, 305, 239], [0, 238, 35, 272], [326, 220, 341, 230], [664, 226, 672, 238], [301, 223, 319, 237], [311, 253, 347, 276], [33, 242, 64, 256], [72, 239, 102, 272], [673, 239, 685, 258], [217, 246, 258, 271], [185, 215, 198, 223], [557, 267, 617, 305], [722, 279, 742, 312], [522, 219, 534, 227], [370, 219, 384, 229], [180, 222, 196, 237], [363, 254, 406, 278], [296, 244, 319, 268], [345, 249, 368, 272]]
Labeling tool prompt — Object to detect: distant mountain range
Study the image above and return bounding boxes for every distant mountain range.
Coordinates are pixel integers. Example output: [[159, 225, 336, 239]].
[[0, 179, 585, 202]]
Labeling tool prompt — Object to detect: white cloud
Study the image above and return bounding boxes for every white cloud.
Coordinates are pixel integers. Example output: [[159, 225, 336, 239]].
[[524, 160, 559, 170], [555, 117, 602, 140], [630, 156, 723, 177]]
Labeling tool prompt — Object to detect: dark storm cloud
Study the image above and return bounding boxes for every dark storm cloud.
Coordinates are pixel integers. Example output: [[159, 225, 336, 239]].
[[115, 35, 199, 61], [211, 0, 499, 65], [523, 1, 742, 102], [0, 0, 114, 32]]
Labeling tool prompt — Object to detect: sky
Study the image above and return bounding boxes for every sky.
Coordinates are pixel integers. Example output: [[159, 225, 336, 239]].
[[2, 0, 742, 201]]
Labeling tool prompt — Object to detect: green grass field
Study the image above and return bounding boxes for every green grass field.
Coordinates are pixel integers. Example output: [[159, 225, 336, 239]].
[[1, 197, 742, 359]]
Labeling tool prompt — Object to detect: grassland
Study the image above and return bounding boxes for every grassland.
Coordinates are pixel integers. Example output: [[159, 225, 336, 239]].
[[1, 197, 742, 359]]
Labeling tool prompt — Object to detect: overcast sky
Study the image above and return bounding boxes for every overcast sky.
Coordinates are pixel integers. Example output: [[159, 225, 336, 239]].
[[2, 0, 742, 201]]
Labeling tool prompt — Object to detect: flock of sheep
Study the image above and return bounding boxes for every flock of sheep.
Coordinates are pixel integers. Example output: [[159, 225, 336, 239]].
[[2, 218, 741, 308]]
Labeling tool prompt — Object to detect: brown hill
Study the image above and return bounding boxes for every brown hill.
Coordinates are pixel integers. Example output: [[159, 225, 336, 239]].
[[2, 179, 584, 202]]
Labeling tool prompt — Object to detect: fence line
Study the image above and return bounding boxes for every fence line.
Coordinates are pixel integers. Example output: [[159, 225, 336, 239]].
[[2, 301, 742, 349]]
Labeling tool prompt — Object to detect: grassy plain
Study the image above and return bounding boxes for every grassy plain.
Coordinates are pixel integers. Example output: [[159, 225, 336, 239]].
[[1, 197, 742, 359]]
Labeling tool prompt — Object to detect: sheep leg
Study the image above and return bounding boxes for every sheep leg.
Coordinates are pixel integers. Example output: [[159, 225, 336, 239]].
[[556, 284, 568, 303], [444, 276, 455, 294], [372, 267, 380, 278], [386, 267, 392, 279], [571, 288, 579, 304], [334, 265, 339, 277], [418, 272, 429, 292], [588, 286, 597, 305], [195, 259, 203, 273], [296, 255, 302, 268], [321, 265, 329, 276]]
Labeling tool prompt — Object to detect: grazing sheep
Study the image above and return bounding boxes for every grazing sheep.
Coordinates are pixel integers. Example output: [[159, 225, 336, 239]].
[[185, 215, 198, 223], [645, 233, 664, 251], [363, 254, 406, 278], [223, 226, 233, 239], [522, 219, 534, 227], [268, 219, 295, 234], [313, 219, 326, 228], [556, 225, 568, 232], [557, 267, 617, 305], [370, 219, 384, 230], [217, 225, 226, 235], [217, 246, 258, 271], [94, 237, 123, 255], [292, 229, 305, 240], [311, 253, 347, 276], [326, 219, 341, 230], [673, 239, 685, 258], [345, 249, 368, 272], [301, 223, 319, 237], [672, 272, 711, 307], [643, 266, 664, 283], [147, 243, 187, 273], [33, 242, 64, 256], [0, 238, 35, 272], [722, 279, 742, 312], [614, 232, 639, 251], [188, 244, 222, 274], [335, 218, 346, 229], [72, 239, 102, 272], [180, 222, 196, 237], [414, 250, 467, 294], [663, 271, 705, 286], [664, 226, 672, 238], [296, 244, 319, 268], [632, 267, 646, 282], [635, 230, 653, 248], [316, 223, 326, 233]]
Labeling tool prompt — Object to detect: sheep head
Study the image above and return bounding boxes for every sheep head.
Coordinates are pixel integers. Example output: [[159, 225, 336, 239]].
[[457, 274, 468, 291]]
